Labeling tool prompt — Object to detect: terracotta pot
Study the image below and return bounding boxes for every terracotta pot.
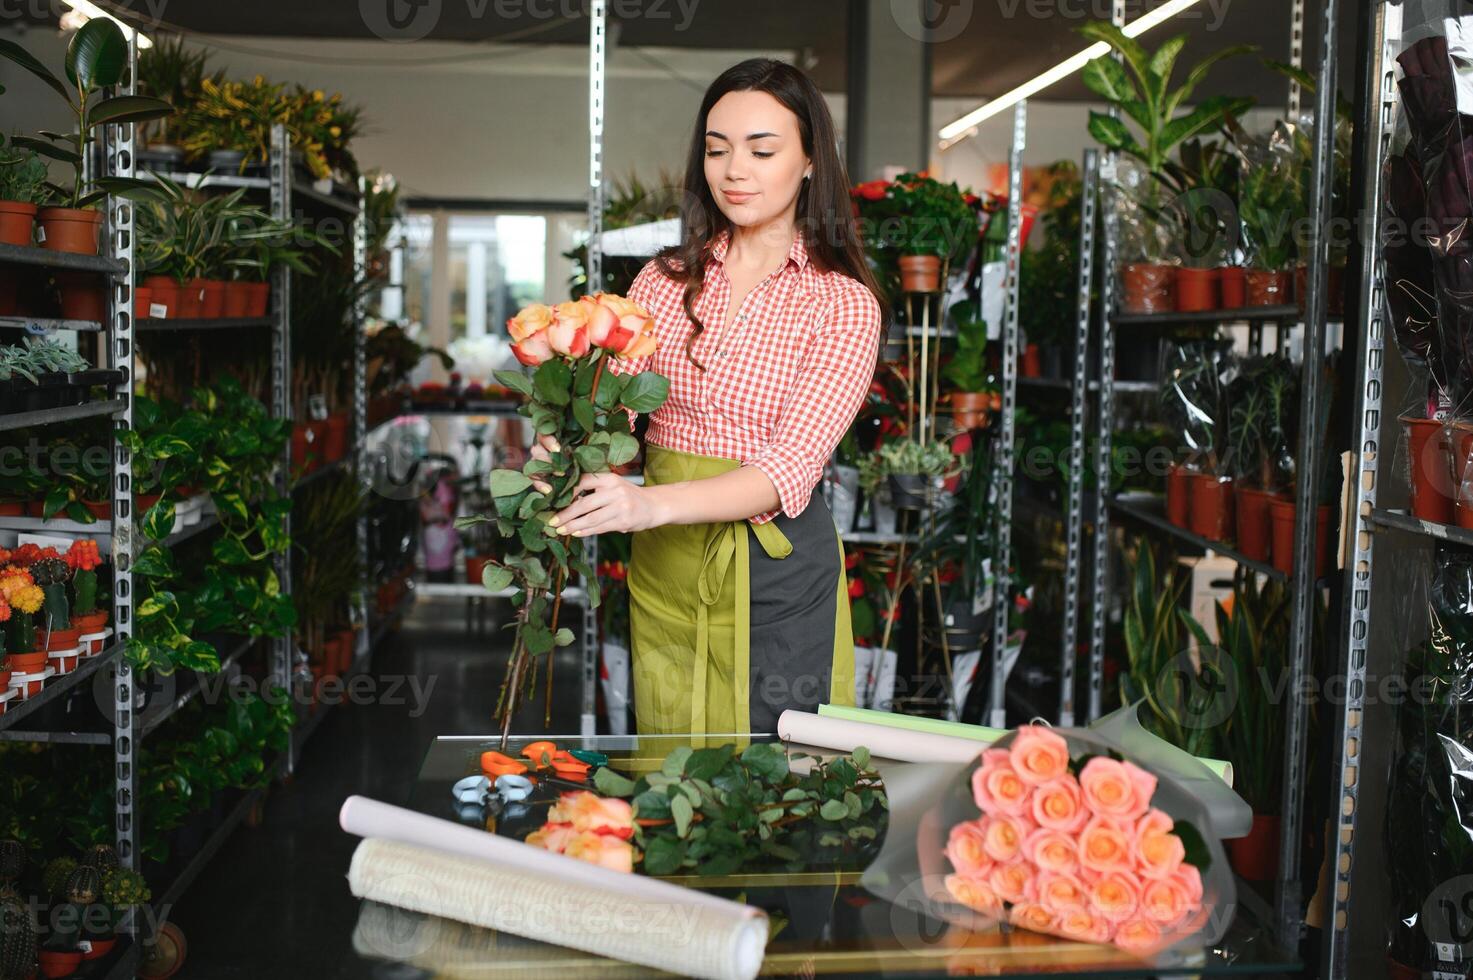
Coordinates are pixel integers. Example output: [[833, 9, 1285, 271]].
[[898, 254, 942, 292], [950, 391, 993, 430], [1166, 464, 1191, 527], [133, 284, 153, 318], [56, 270, 107, 321], [11, 672, 45, 699], [1218, 266, 1246, 308], [72, 609, 109, 632], [1020, 343, 1042, 378], [1268, 500, 1331, 577], [142, 275, 179, 318], [0, 670, 10, 690], [1235, 485, 1283, 562], [179, 277, 206, 318], [324, 412, 349, 462], [25, 499, 46, 517], [39, 948, 82, 978], [136, 492, 162, 513], [1176, 267, 1218, 312], [245, 280, 270, 317], [200, 278, 226, 317], [1292, 263, 1347, 318], [1244, 269, 1289, 307], [7, 650, 46, 673], [83, 499, 112, 520], [223, 280, 252, 317], [82, 936, 116, 960], [0, 199, 37, 246], [1188, 473, 1234, 541], [37, 206, 101, 255], [1120, 263, 1175, 314], [49, 649, 78, 674], [46, 626, 82, 651], [1227, 813, 1280, 882], [0, 501, 22, 516], [1404, 416, 1455, 524]]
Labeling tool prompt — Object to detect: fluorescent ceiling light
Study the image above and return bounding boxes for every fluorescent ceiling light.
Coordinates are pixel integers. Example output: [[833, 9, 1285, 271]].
[[938, 0, 1207, 142], [59, 0, 153, 49]]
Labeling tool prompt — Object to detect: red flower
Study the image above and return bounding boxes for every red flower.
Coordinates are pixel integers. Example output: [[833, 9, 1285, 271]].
[[65, 539, 102, 573], [951, 431, 973, 456], [11, 543, 41, 568], [848, 578, 865, 599], [853, 180, 889, 202], [844, 550, 861, 570]]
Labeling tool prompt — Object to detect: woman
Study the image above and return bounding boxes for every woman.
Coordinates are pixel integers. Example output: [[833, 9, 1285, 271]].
[[545, 58, 886, 738]]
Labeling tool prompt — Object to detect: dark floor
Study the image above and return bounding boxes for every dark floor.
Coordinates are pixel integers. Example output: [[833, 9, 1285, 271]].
[[170, 595, 583, 978]]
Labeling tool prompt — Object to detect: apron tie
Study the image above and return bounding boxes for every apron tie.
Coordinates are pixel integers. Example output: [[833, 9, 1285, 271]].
[[692, 519, 792, 744]]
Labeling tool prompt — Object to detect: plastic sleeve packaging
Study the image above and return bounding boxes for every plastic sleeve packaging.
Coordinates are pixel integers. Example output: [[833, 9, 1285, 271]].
[[784, 706, 1233, 785], [340, 796, 768, 980], [855, 706, 1251, 965]]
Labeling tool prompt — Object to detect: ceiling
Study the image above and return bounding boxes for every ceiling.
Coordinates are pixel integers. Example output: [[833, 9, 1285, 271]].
[[81, 0, 1356, 106]]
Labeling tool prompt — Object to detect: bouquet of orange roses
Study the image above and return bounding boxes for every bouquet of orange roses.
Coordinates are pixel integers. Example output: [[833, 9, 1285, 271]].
[[861, 706, 1250, 963], [459, 293, 667, 746]]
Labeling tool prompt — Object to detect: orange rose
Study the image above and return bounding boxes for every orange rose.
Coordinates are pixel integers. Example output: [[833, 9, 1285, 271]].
[[1079, 816, 1135, 875], [512, 330, 554, 367], [525, 823, 576, 854], [1031, 776, 1088, 833], [1174, 863, 1203, 905], [1056, 907, 1113, 944], [1133, 808, 1185, 879], [1088, 870, 1142, 924], [971, 748, 1030, 817], [1009, 902, 1058, 935], [1036, 871, 1089, 914], [1114, 916, 1164, 953], [507, 303, 555, 341], [944, 872, 1003, 915], [564, 830, 635, 873], [549, 791, 634, 839], [1008, 725, 1070, 785], [1079, 757, 1157, 821], [945, 819, 993, 876], [547, 301, 592, 357], [980, 813, 1029, 864], [1023, 827, 1079, 875], [1139, 876, 1192, 926], [988, 860, 1036, 905]]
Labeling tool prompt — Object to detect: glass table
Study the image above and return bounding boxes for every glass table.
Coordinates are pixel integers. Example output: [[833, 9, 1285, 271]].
[[345, 733, 1302, 978]]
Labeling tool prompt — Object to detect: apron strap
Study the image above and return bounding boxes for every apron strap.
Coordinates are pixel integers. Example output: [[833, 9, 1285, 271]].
[[693, 518, 793, 742]]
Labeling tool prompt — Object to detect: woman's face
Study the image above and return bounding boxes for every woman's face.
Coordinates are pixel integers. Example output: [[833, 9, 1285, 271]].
[[704, 90, 811, 234]]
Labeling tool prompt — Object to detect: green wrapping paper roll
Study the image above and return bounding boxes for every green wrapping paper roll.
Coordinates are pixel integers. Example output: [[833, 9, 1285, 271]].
[[807, 704, 1234, 786]]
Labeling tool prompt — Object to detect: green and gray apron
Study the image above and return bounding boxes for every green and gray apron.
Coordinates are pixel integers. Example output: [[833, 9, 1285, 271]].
[[628, 445, 855, 741]]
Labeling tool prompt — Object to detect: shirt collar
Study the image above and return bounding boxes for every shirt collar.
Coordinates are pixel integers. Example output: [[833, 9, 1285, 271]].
[[707, 227, 809, 272]]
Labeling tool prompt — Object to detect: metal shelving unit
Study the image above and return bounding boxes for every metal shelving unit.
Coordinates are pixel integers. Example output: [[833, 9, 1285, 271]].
[[1044, 0, 1344, 956]]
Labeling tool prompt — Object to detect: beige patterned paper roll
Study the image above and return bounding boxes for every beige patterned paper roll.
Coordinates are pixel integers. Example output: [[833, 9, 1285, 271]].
[[340, 796, 767, 980]]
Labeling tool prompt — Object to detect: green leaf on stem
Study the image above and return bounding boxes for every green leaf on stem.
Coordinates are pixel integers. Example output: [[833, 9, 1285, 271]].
[[594, 372, 627, 410], [818, 799, 849, 821], [607, 431, 639, 467], [211, 535, 251, 565], [141, 499, 176, 541], [685, 746, 734, 781], [642, 836, 686, 875], [553, 627, 574, 646], [523, 621, 554, 655], [620, 372, 670, 413], [574, 445, 607, 472], [671, 794, 694, 837], [533, 359, 573, 406], [519, 520, 548, 553], [593, 767, 637, 797], [572, 398, 596, 434], [662, 746, 693, 778], [481, 565, 514, 593], [493, 369, 534, 397], [490, 469, 533, 497]]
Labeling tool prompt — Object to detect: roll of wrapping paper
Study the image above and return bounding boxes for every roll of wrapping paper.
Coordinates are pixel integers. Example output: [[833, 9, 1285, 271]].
[[339, 796, 767, 980], [782, 709, 1235, 786]]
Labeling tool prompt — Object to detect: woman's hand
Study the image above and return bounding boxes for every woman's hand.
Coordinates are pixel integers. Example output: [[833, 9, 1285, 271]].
[[528, 434, 558, 494], [550, 472, 665, 537]]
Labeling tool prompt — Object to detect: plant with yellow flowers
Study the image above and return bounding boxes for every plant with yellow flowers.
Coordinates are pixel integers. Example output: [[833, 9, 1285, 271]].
[[179, 74, 290, 173], [287, 85, 362, 180], [0, 570, 44, 653]]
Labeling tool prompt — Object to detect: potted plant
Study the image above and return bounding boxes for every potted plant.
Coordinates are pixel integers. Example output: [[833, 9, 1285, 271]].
[[0, 23, 170, 321], [1078, 21, 1253, 313], [135, 33, 216, 166], [1, 565, 46, 673], [1237, 131, 1301, 307], [1228, 354, 1298, 561], [1214, 572, 1290, 880], [913, 432, 995, 648], [65, 539, 107, 633], [861, 438, 960, 512], [95, 867, 149, 959], [1161, 340, 1233, 538], [943, 308, 999, 427], [878, 172, 978, 293], [0, 143, 47, 315]]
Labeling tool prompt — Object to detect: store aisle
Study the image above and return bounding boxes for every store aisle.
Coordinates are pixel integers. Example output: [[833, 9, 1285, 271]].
[[169, 596, 584, 978]]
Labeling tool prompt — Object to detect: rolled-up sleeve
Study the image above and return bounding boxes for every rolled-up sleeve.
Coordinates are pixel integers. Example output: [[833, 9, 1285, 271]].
[[744, 283, 882, 524]]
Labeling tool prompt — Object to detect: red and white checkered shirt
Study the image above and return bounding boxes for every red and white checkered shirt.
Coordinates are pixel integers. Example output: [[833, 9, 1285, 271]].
[[613, 228, 882, 525]]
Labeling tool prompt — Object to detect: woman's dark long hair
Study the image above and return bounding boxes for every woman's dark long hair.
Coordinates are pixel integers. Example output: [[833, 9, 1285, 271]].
[[649, 58, 887, 369]]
